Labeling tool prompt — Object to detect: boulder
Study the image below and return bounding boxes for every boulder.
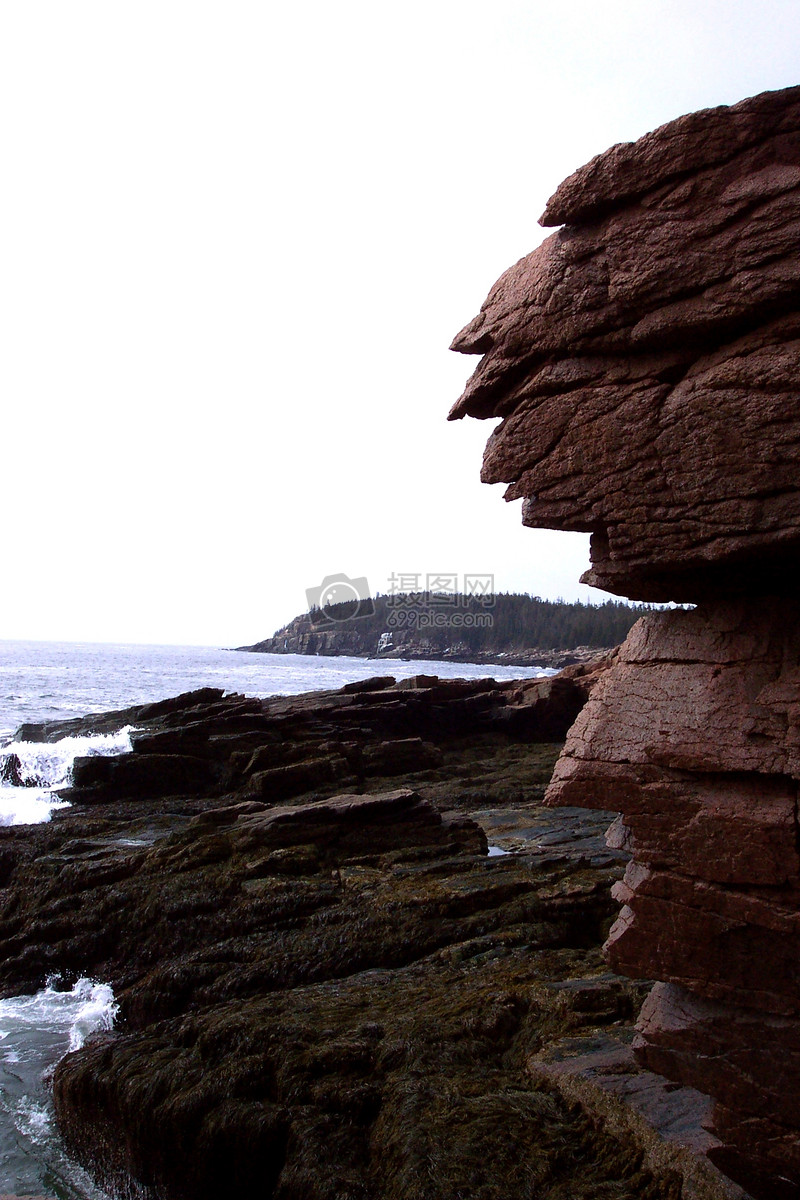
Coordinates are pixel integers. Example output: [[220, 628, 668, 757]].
[[0, 753, 25, 787], [360, 737, 442, 776], [67, 752, 224, 802]]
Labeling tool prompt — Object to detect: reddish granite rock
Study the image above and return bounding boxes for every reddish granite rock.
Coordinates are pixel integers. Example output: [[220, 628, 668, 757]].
[[450, 85, 800, 604], [540, 86, 800, 227], [635, 985, 800, 1199], [451, 85, 800, 1199], [545, 599, 800, 1191]]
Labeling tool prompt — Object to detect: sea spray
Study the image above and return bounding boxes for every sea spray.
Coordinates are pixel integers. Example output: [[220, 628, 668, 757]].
[[0, 727, 135, 825], [0, 727, 136, 789], [0, 786, 71, 826]]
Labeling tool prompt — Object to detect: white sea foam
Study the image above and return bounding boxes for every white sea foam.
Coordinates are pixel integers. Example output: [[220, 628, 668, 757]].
[[0, 786, 72, 827], [15, 1096, 51, 1140], [0, 727, 136, 789], [0, 727, 135, 825], [0, 978, 118, 1196], [0, 977, 118, 1050]]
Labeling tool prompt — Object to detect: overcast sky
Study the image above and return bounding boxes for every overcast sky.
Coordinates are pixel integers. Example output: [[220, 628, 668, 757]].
[[2, 0, 798, 646]]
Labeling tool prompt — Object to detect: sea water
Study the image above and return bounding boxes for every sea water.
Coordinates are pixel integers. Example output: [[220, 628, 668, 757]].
[[0, 640, 552, 743], [0, 640, 551, 823], [0, 978, 118, 1199], [0, 638, 551, 1197]]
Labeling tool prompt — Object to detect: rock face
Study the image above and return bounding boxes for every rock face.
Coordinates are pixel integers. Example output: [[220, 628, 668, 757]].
[[450, 85, 800, 604], [451, 85, 800, 1199], [547, 600, 800, 1197]]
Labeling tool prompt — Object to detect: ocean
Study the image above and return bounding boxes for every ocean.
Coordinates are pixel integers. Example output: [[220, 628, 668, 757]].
[[0, 639, 551, 744], [0, 638, 550, 1198]]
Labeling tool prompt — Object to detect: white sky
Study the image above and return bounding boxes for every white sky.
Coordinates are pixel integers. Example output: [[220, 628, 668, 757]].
[[1, 0, 798, 646]]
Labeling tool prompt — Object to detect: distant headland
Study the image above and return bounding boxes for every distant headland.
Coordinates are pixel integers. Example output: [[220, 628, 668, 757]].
[[237, 591, 658, 669]]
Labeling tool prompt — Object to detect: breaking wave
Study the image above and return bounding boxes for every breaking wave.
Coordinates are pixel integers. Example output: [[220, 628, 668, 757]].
[[0, 728, 135, 826], [0, 977, 117, 1198]]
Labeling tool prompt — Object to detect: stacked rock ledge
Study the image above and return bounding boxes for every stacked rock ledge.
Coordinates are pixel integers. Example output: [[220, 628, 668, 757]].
[[450, 84, 800, 606], [451, 84, 800, 1199]]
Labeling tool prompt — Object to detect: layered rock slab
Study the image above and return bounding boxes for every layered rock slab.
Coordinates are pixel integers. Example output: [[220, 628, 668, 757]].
[[21, 671, 601, 809], [450, 85, 800, 603], [20, 765, 662, 1199], [528, 1030, 750, 1200], [547, 601, 800, 1196], [450, 84, 800, 1199]]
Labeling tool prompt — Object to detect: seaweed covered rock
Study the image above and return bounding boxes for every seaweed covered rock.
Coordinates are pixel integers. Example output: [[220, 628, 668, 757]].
[[0, 669, 700, 1200], [50, 800, 634, 1200]]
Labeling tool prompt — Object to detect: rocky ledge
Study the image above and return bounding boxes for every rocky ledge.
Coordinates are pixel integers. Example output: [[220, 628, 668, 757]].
[[452, 84, 800, 1199], [0, 668, 731, 1200]]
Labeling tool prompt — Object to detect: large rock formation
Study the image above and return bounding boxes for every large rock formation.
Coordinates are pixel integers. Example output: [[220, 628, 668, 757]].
[[450, 85, 800, 1199], [15, 670, 600, 810], [451, 85, 800, 604]]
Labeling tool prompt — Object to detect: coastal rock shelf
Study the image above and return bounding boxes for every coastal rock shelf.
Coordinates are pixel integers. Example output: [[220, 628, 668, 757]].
[[0, 670, 711, 1200], [452, 84, 800, 1198], [28, 667, 604, 809]]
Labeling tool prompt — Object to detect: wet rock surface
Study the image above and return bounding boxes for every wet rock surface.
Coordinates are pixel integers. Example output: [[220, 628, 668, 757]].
[[0, 670, 702, 1199], [529, 1030, 751, 1200], [452, 84, 800, 1199], [38, 670, 602, 808]]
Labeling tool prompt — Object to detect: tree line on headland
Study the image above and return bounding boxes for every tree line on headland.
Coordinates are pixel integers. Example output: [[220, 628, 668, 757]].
[[242, 592, 664, 662]]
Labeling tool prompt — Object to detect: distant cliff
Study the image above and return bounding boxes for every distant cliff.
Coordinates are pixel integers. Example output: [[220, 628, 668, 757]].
[[238, 592, 654, 667]]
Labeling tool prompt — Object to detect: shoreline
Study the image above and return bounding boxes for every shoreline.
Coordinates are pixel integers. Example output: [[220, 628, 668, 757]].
[[234, 644, 611, 671], [0, 662, 729, 1200]]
